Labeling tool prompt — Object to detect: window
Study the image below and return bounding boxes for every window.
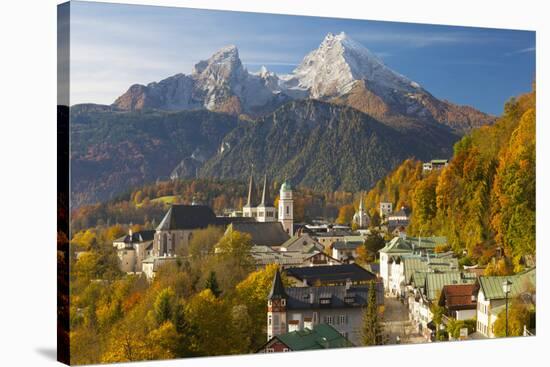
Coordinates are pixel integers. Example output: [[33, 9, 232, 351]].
[[281, 299, 286, 306], [286, 206, 289, 215], [283, 348, 289, 352], [268, 300, 272, 307], [268, 315, 272, 326], [266, 348, 275, 353], [339, 315, 345, 325], [324, 315, 333, 325]]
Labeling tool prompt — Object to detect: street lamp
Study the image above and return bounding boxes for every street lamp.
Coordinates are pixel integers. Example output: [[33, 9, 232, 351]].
[[502, 279, 513, 337]]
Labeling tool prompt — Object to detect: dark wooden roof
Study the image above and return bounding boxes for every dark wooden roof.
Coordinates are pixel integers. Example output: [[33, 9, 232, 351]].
[[285, 264, 377, 286], [268, 269, 288, 300]]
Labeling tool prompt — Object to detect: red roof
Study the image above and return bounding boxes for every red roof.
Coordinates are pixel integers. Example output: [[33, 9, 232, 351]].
[[439, 284, 479, 309]]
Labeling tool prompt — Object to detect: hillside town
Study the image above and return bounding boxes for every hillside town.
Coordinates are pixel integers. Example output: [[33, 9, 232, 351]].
[[111, 170, 536, 351]]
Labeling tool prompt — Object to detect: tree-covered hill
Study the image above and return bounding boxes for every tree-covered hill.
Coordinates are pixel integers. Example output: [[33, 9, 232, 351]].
[[363, 88, 536, 272], [200, 99, 458, 192], [70, 107, 239, 206]]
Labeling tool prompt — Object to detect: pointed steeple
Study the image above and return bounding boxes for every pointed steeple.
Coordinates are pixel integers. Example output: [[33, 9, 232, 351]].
[[268, 268, 287, 300], [259, 174, 270, 207], [244, 170, 256, 208], [359, 193, 364, 211]]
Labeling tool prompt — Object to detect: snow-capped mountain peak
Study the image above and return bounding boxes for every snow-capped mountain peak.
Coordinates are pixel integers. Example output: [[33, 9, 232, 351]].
[[288, 31, 421, 98]]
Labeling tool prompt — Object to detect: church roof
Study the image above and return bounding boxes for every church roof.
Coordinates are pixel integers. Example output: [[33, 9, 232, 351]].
[[156, 205, 219, 230], [228, 222, 290, 246]]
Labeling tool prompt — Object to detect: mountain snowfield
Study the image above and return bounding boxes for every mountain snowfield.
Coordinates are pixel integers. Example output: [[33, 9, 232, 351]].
[[112, 32, 495, 134]]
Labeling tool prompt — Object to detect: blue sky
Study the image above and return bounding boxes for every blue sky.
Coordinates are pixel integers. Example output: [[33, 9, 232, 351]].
[[69, 1, 535, 115]]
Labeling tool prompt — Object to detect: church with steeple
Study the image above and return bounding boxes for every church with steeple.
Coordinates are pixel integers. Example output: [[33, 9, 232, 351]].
[[242, 172, 277, 222], [352, 194, 370, 228]]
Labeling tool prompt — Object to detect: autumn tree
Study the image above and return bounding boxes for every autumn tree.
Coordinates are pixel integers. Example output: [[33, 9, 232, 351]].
[[493, 299, 533, 337], [336, 204, 355, 225]]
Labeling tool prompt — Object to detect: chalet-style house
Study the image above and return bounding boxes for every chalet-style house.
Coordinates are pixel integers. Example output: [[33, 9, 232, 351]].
[[267, 268, 383, 346], [331, 239, 364, 263], [476, 268, 536, 338], [257, 323, 353, 353], [438, 283, 479, 321]]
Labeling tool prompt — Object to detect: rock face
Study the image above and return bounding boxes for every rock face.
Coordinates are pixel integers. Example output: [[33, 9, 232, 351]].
[[112, 32, 495, 133]]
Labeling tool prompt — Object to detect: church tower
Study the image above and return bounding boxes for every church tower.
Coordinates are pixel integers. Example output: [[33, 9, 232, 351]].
[[267, 268, 287, 340], [278, 181, 294, 235], [353, 193, 370, 228], [256, 174, 276, 222], [242, 171, 257, 218]]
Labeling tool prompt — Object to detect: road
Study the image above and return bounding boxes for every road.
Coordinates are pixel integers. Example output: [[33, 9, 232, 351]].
[[382, 296, 427, 345]]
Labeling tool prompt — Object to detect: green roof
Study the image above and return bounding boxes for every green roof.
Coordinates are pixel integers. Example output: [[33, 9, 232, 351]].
[[404, 236, 447, 249], [412, 271, 428, 288], [478, 268, 536, 301], [276, 324, 354, 350], [379, 237, 413, 254], [281, 181, 292, 192], [379, 236, 448, 254], [425, 272, 475, 301]]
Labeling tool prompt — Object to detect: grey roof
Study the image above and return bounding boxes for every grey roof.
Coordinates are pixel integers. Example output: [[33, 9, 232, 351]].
[[280, 234, 323, 252], [228, 222, 290, 246], [114, 230, 155, 244], [268, 269, 287, 300], [285, 283, 383, 310], [332, 241, 362, 250], [156, 205, 218, 230], [285, 264, 377, 285]]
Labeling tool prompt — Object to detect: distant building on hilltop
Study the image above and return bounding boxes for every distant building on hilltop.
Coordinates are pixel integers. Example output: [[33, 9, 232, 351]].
[[423, 159, 449, 173], [112, 229, 155, 273]]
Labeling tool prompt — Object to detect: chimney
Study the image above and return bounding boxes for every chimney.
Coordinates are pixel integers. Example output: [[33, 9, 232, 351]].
[[304, 317, 313, 330], [288, 320, 300, 333]]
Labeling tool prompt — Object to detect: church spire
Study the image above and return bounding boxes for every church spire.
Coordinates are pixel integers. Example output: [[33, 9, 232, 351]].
[[268, 268, 287, 300], [259, 174, 269, 206], [359, 193, 364, 211], [245, 169, 255, 208]]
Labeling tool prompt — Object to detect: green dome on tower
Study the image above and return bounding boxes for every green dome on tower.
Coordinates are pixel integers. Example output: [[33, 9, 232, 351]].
[[281, 180, 292, 192]]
